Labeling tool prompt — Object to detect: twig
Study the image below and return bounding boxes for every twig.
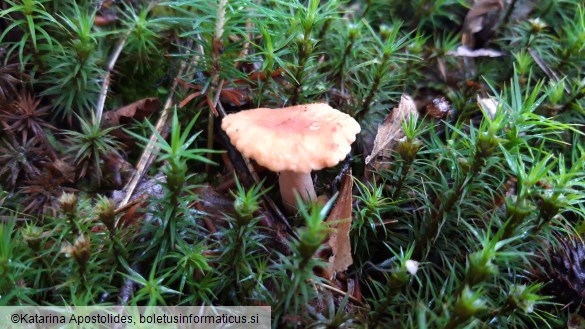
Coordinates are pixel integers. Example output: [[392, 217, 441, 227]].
[[501, 0, 518, 29], [528, 48, 570, 94], [95, 1, 160, 124], [118, 263, 141, 305], [0, 216, 33, 222], [113, 196, 145, 216], [309, 279, 365, 307], [96, 32, 130, 123], [206, 80, 225, 172], [331, 154, 352, 195], [213, 80, 225, 113], [117, 58, 191, 211], [205, 0, 229, 169]]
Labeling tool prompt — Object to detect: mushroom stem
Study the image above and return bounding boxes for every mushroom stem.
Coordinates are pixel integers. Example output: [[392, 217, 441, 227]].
[[279, 170, 316, 212]]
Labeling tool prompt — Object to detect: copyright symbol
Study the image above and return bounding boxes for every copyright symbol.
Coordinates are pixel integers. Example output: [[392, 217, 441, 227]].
[[11, 313, 20, 323]]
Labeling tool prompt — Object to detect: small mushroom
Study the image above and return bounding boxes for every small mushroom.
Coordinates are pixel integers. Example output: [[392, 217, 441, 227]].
[[221, 103, 360, 212]]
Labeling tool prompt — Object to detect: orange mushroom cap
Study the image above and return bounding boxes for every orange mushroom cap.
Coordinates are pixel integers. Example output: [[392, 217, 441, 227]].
[[221, 103, 361, 173]]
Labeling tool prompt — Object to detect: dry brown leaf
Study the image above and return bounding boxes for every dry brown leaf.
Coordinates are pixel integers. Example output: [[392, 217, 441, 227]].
[[326, 170, 353, 276], [102, 97, 161, 127], [462, 0, 504, 49], [365, 94, 418, 167]]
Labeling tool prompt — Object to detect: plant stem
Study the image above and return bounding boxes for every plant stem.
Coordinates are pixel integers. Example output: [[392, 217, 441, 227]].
[[391, 159, 414, 200], [290, 33, 312, 105], [501, 0, 518, 29], [96, 1, 160, 124], [118, 50, 192, 210], [357, 68, 382, 120], [414, 157, 483, 259]]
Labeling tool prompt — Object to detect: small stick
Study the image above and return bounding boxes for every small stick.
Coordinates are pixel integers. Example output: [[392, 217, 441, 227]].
[[96, 1, 160, 124], [96, 30, 130, 124], [116, 261, 142, 308], [117, 58, 191, 211], [0, 216, 33, 222], [205, 80, 225, 172], [528, 47, 570, 94], [309, 279, 365, 306], [113, 196, 145, 216]]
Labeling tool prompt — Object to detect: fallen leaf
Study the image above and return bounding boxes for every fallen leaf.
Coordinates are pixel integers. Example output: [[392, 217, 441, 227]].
[[348, 275, 363, 303], [365, 94, 418, 166], [233, 67, 286, 85], [326, 170, 353, 276], [462, 0, 504, 49], [176, 78, 250, 114], [102, 97, 161, 127]]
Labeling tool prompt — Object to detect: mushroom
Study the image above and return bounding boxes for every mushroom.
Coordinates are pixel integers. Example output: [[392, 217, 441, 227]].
[[221, 103, 361, 212]]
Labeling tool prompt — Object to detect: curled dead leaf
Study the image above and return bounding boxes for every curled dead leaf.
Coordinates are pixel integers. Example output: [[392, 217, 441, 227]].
[[104, 151, 134, 188], [326, 170, 353, 277], [102, 97, 161, 127], [365, 94, 418, 167], [117, 197, 148, 228], [102, 97, 161, 148]]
